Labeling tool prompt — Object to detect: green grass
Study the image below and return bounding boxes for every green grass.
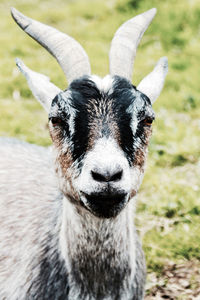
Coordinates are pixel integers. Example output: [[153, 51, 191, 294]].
[[0, 0, 200, 282]]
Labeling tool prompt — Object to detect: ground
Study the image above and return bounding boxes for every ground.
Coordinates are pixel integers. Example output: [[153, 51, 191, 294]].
[[145, 260, 200, 299]]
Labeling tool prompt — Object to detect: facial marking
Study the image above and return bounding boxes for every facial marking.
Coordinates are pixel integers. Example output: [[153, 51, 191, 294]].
[[90, 75, 114, 95], [48, 75, 155, 213], [87, 98, 120, 149], [49, 75, 154, 166]]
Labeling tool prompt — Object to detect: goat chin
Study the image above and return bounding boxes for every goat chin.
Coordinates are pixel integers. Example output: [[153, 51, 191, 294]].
[[79, 191, 129, 218]]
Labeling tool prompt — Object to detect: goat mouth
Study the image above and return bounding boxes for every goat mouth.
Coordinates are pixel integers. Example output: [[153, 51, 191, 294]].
[[80, 191, 128, 218]]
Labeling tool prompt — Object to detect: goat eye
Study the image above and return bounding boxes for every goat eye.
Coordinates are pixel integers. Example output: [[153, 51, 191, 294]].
[[141, 118, 153, 126], [50, 117, 63, 127]]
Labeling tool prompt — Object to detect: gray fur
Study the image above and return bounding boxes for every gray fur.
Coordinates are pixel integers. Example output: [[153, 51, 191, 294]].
[[0, 137, 145, 300]]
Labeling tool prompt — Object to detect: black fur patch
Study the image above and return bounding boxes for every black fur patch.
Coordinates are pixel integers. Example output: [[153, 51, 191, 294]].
[[27, 235, 69, 300], [70, 248, 131, 300], [50, 94, 71, 138], [50, 75, 154, 166], [26, 193, 69, 300], [110, 76, 154, 164], [68, 77, 101, 164]]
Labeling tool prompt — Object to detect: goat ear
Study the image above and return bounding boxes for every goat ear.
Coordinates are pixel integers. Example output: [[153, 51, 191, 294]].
[[16, 58, 61, 112], [137, 57, 168, 104]]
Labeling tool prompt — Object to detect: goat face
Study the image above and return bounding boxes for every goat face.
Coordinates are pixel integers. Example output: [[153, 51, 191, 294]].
[[11, 8, 167, 217], [49, 75, 154, 218]]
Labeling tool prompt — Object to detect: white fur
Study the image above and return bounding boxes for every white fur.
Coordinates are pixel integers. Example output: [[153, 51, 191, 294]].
[[90, 75, 114, 95], [75, 137, 132, 197]]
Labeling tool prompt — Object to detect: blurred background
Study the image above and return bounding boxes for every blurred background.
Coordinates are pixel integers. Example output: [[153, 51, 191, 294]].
[[0, 0, 200, 298]]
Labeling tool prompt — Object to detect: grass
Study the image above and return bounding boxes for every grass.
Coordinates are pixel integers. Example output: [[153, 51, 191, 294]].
[[0, 0, 200, 294]]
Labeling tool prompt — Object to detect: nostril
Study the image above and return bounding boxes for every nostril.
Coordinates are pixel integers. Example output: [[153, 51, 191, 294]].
[[91, 169, 123, 183], [91, 171, 108, 182], [110, 170, 123, 182]]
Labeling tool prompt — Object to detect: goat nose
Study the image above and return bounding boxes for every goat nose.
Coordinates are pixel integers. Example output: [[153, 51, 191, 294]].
[[91, 168, 123, 183]]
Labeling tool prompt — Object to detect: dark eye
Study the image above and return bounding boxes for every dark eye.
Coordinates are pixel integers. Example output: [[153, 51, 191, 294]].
[[50, 117, 63, 127], [141, 117, 153, 126]]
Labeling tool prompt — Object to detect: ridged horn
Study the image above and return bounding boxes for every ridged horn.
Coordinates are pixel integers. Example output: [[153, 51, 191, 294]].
[[11, 7, 91, 84], [109, 8, 157, 80]]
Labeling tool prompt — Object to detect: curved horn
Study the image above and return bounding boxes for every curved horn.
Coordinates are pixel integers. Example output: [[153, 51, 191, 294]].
[[109, 8, 156, 80], [137, 56, 168, 104], [11, 7, 91, 84]]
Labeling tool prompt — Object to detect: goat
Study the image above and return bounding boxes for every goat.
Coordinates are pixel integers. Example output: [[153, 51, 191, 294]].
[[0, 7, 168, 300]]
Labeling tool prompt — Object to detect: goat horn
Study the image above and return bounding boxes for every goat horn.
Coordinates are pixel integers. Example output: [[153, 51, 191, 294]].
[[109, 8, 157, 80], [11, 8, 91, 84]]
